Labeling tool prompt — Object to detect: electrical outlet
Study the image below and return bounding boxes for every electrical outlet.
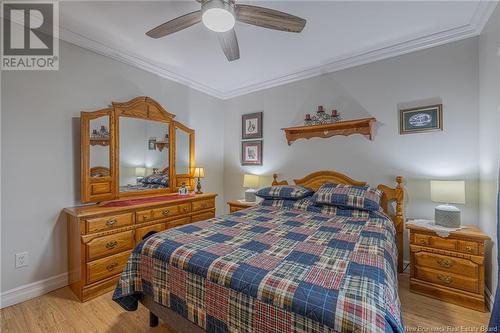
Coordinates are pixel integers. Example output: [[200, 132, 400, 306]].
[[15, 252, 28, 268]]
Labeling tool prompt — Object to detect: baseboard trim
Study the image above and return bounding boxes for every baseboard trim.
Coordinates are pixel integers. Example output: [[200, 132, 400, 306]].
[[0, 273, 68, 309]]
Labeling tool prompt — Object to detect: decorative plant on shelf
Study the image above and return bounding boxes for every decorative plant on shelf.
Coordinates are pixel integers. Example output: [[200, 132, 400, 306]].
[[90, 125, 110, 146], [304, 106, 342, 126]]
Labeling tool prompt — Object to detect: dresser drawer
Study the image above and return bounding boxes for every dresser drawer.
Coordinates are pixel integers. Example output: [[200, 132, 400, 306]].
[[86, 230, 134, 261], [414, 252, 478, 278], [166, 217, 191, 229], [87, 251, 131, 284], [192, 199, 214, 212], [136, 203, 191, 223], [192, 210, 215, 223], [135, 223, 165, 243], [86, 213, 133, 233], [414, 266, 478, 293]]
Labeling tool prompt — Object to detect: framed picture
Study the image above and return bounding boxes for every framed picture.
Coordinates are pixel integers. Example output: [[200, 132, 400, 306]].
[[242, 140, 263, 166], [399, 104, 443, 134], [148, 138, 156, 150], [242, 112, 263, 139]]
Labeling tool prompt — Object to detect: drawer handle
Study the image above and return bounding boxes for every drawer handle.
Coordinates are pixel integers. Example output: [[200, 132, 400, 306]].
[[105, 241, 118, 249], [162, 210, 170, 216], [183, 207, 188, 212], [437, 274, 452, 284], [437, 259, 452, 268], [418, 239, 428, 245], [106, 262, 118, 271], [106, 219, 117, 227], [201, 203, 208, 208], [464, 246, 473, 253], [142, 215, 148, 220]]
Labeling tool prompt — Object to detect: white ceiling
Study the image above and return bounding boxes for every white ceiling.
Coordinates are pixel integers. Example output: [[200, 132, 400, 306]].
[[59, 1, 497, 99]]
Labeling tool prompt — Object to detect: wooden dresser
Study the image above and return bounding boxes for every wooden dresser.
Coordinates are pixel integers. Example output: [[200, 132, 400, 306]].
[[65, 193, 216, 302], [408, 223, 490, 311]]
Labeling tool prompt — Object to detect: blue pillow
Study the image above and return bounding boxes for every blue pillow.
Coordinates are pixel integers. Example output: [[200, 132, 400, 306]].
[[255, 185, 313, 200], [312, 183, 382, 211]]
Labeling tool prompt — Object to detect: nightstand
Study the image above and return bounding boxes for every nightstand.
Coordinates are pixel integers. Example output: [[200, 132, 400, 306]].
[[227, 200, 257, 213], [407, 223, 490, 312]]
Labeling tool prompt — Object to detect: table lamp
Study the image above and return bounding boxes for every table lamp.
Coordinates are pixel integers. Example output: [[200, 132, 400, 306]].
[[430, 180, 465, 227], [243, 174, 260, 202], [135, 167, 146, 183], [193, 167, 205, 194]]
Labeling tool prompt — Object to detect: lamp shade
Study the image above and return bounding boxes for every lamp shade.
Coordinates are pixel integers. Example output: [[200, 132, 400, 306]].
[[193, 167, 205, 178], [430, 180, 465, 204], [135, 167, 146, 177], [243, 174, 260, 188]]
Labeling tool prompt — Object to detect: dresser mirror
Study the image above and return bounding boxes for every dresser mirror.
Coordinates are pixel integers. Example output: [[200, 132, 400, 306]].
[[89, 115, 111, 177], [81, 97, 195, 203], [119, 117, 170, 193]]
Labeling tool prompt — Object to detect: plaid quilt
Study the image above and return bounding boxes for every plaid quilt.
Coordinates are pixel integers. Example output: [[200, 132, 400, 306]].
[[113, 204, 403, 333]]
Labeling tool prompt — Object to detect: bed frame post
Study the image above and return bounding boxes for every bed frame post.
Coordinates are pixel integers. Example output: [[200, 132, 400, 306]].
[[272, 174, 288, 186], [394, 176, 404, 274], [149, 311, 159, 327]]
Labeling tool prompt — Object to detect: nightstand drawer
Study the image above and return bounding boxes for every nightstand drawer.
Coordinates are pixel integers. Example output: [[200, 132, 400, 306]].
[[414, 234, 457, 251], [457, 241, 478, 255], [414, 252, 478, 278], [230, 206, 243, 213], [414, 266, 478, 293]]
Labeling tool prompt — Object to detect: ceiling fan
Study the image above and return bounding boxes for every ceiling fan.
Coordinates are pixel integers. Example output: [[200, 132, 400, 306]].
[[146, 0, 307, 62]]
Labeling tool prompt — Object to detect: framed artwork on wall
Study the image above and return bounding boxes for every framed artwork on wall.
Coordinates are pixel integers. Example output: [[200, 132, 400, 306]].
[[242, 112, 263, 139], [399, 104, 443, 134], [242, 140, 263, 165], [148, 138, 156, 150]]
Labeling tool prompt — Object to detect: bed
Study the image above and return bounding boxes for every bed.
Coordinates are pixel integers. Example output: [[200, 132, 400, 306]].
[[113, 170, 405, 333], [119, 172, 170, 192]]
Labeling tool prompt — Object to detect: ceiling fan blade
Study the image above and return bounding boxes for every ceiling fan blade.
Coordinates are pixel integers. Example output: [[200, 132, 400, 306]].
[[236, 5, 306, 33], [217, 29, 240, 62], [146, 10, 202, 38]]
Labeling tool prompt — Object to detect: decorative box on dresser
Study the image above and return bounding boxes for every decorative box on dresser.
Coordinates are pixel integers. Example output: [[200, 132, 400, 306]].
[[407, 223, 490, 311], [64, 193, 216, 302]]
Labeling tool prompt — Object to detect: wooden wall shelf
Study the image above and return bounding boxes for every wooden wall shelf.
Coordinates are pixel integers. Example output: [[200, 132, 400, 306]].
[[281, 117, 376, 145], [154, 141, 169, 152]]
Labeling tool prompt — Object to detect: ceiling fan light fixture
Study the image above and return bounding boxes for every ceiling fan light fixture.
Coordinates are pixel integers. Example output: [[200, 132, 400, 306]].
[[202, 0, 235, 33]]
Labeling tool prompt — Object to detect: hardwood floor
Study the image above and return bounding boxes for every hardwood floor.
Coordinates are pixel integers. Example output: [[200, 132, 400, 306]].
[[0, 274, 491, 333]]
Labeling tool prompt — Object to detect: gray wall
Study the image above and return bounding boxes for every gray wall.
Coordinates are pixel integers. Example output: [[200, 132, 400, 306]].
[[478, 4, 500, 298], [1, 40, 225, 293], [223, 38, 480, 263]]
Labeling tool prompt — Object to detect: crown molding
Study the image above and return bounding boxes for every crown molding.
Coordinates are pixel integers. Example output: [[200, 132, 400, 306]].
[[469, 0, 498, 33], [59, 27, 228, 99], [58, 1, 496, 100]]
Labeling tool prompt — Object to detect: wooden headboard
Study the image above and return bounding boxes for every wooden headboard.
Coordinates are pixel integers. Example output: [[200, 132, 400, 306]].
[[90, 166, 110, 177], [272, 171, 405, 273]]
